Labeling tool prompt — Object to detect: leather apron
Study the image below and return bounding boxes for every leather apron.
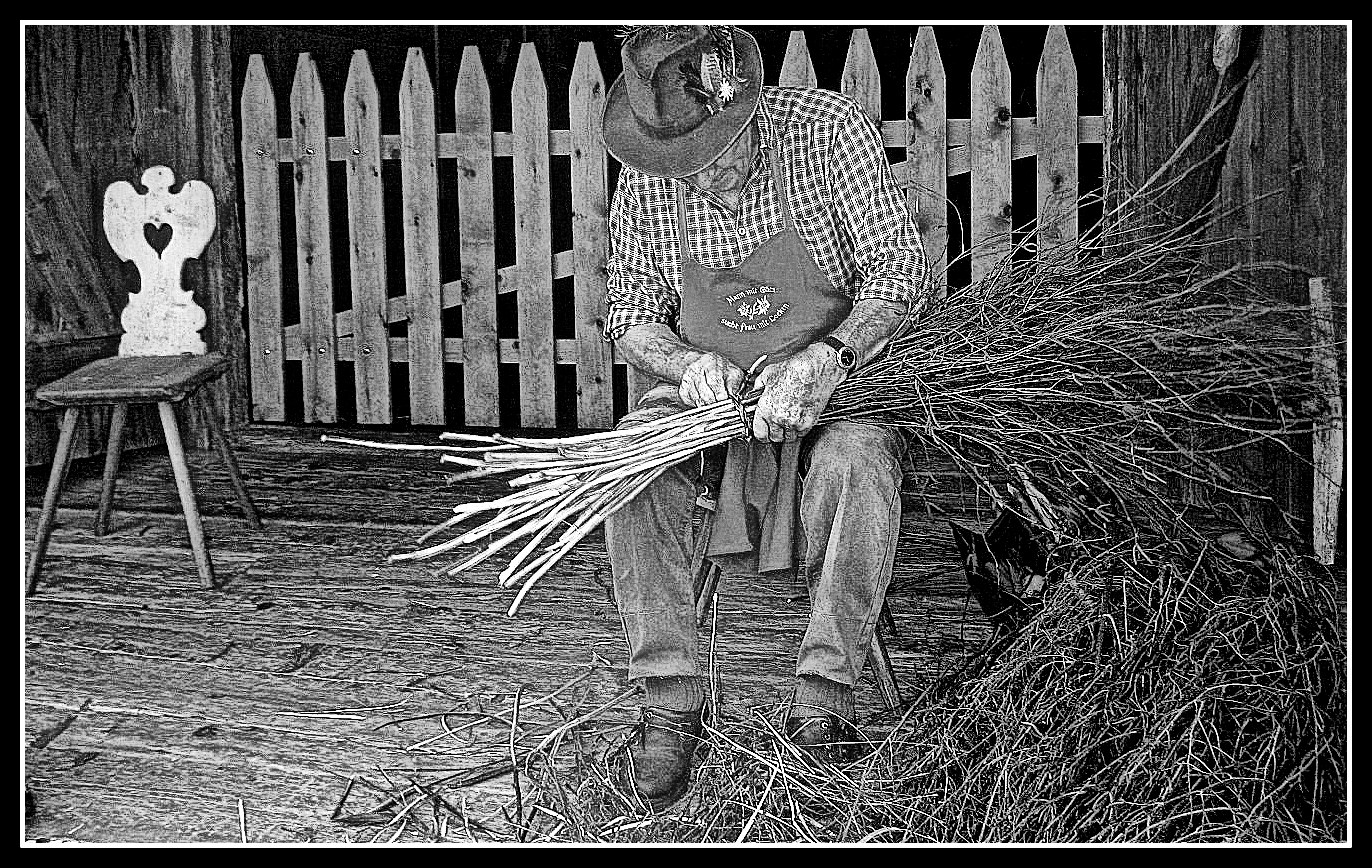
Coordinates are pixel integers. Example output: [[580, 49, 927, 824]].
[[676, 146, 852, 574]]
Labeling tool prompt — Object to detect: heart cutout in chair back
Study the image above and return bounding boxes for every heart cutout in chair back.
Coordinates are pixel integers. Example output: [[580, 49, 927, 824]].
[[144, 222, 173, 255]]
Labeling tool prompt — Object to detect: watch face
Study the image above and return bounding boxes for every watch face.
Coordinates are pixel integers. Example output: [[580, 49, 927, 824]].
[[839, 347, 857, 370]]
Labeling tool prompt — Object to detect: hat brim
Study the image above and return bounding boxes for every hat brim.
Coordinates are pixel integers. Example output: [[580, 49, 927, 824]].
[[601, 32, 764, 179]]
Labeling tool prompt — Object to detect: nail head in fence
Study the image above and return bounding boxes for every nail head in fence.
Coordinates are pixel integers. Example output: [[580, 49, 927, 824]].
[[512, 42, 556, 428], [290, 51, 338, 423], [455, 45, 501, 427], [906, 25, 948, 299], [400, 47, 445, 425], [1036, 25, 1079, 257], [970, 25, 1013, 285], [569, 42, 614, 429], [240, 55, 285, 422], [344, 49, 393, 424]]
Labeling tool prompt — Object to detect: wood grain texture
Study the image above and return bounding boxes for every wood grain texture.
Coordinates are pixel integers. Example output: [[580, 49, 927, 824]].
[[399, 48, 445, 426], [454, 46, 500, 427], [906, 26, 948, 298], [1035, 25, 1078, 256], [290, 52, 338, 424], [569, 42, 614, 429], [511, 43, 556, 428], [970, 25, 1012, 285], [239, 55, 285, 422], [343, 50, 392, 425]]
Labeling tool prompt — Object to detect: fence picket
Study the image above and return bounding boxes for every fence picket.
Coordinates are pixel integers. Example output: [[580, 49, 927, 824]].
[[290, 52, 337, 423], [455, 46, 500, 427], [1036, 25, 1078, 257], [569, 42, 614, 429], [240, 55, 285, 421], [344, 50, 392, 424], [779, 30, 817, 87], [399, 48, 445, 425], [907, 26, 948, 298], [970, 25, 1013, 285], [512, 42, 556, 428], [841, 28, 881, 122]]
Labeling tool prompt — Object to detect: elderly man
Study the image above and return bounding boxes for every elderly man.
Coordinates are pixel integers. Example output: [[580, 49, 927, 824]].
[[600, 25, 927, 807]]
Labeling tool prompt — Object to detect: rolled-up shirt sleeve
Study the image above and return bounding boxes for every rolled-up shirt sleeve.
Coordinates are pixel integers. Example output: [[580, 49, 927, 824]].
[[603, 169, 678, 342], [828, 104, 930, 316]]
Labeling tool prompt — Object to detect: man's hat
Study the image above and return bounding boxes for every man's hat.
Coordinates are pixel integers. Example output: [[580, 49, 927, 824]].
[[601, 25, 764, 179]]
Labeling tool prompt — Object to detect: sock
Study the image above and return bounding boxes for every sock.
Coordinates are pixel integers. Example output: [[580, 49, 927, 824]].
[[644, 675, 706, 712], [792, 674, 856, 721]]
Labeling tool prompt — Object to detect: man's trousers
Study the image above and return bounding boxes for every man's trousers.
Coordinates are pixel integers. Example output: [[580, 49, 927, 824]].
[[605, 415, 906, 690]]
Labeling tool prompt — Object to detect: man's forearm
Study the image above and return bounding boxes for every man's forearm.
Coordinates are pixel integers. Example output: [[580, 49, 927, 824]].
[[827, 298, 909, 371], [615, 323, 707, 385]]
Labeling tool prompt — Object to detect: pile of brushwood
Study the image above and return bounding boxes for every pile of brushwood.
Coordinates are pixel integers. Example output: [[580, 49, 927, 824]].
[[331, 181, 1346, 840], [509, 192, 1344, 842]]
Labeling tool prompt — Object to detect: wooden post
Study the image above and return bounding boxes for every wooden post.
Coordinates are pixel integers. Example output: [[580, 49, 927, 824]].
[[290, 52, 337, 424], [779, 30, 817, 88], [1308, 277, 1343, 565], [841, 29, 880, 123], [454, 46, 500, 428], [1036, 25, 1078, 258], [239, 55, 285, 422], [906, 26, 948, 298], [400, 48, 445, 426], [344, 50, 393, 425], [569, 42, 614, 429], [970, 26, 1012, 285], [511, 43, 556, 428]]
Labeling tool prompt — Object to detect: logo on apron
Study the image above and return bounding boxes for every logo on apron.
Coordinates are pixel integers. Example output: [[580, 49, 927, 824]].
[[719, 283, 791, 333]]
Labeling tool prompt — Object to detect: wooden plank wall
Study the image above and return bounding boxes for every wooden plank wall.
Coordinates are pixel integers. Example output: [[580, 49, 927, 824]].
[[1104, 24, 1348, 547], [243, 25, 1102, 430], [25, 25, 248, 464]]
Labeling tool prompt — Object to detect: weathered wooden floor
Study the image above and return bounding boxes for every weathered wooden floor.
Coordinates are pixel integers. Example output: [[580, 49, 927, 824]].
[[23, 423, 994, 842]]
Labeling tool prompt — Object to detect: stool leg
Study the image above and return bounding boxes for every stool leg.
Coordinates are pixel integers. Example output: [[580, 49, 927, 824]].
[[194, 389, 262, 529], [158, 401, 215, 589], [94, 403, 129, 537], [27, 407, 81, 596]]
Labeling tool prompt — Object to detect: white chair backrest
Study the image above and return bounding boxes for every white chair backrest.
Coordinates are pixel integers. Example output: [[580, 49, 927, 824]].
[[103, 166, 216, 357]]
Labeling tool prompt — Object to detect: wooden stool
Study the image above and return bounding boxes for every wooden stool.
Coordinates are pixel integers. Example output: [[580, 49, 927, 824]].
[[26, 353, 261, 595], [693, 561, 903, 712], [688, 445, 903, 712]]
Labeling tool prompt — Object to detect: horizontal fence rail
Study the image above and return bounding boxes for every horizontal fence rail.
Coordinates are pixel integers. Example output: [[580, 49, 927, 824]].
[[241, 25, 1099, 429]]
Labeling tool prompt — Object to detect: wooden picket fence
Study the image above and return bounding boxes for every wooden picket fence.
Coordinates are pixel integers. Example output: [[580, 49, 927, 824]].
[[239, 25, 1101, 430]]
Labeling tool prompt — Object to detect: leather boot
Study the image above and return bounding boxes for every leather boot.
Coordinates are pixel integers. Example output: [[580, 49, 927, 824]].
[[624, 705, 704, 809], [784, 713, 860, 765]]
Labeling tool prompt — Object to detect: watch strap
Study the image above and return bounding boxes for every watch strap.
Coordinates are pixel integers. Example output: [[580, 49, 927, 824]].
[[818, 335, 858, 371]]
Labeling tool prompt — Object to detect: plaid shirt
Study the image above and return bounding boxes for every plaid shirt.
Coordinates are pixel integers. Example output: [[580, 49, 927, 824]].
[[604, 86, 928, 342]]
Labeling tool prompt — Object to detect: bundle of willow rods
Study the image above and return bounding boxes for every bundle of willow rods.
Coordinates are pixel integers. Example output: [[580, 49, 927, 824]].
[[329, 190, 1329, 611], [326, 393, 758, 616], [825, 200, 1324, 536]]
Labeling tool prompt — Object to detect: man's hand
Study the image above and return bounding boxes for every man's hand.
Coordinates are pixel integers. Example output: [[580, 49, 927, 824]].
[[751, 344, 845, 442], [679, 351, 746, 408]]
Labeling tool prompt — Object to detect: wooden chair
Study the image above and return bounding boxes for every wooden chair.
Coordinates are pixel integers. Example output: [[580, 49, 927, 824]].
[[26, 166, 261, 596]]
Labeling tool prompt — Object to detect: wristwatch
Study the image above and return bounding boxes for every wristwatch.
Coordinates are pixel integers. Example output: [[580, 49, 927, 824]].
[[818, 335, 858, 374]]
